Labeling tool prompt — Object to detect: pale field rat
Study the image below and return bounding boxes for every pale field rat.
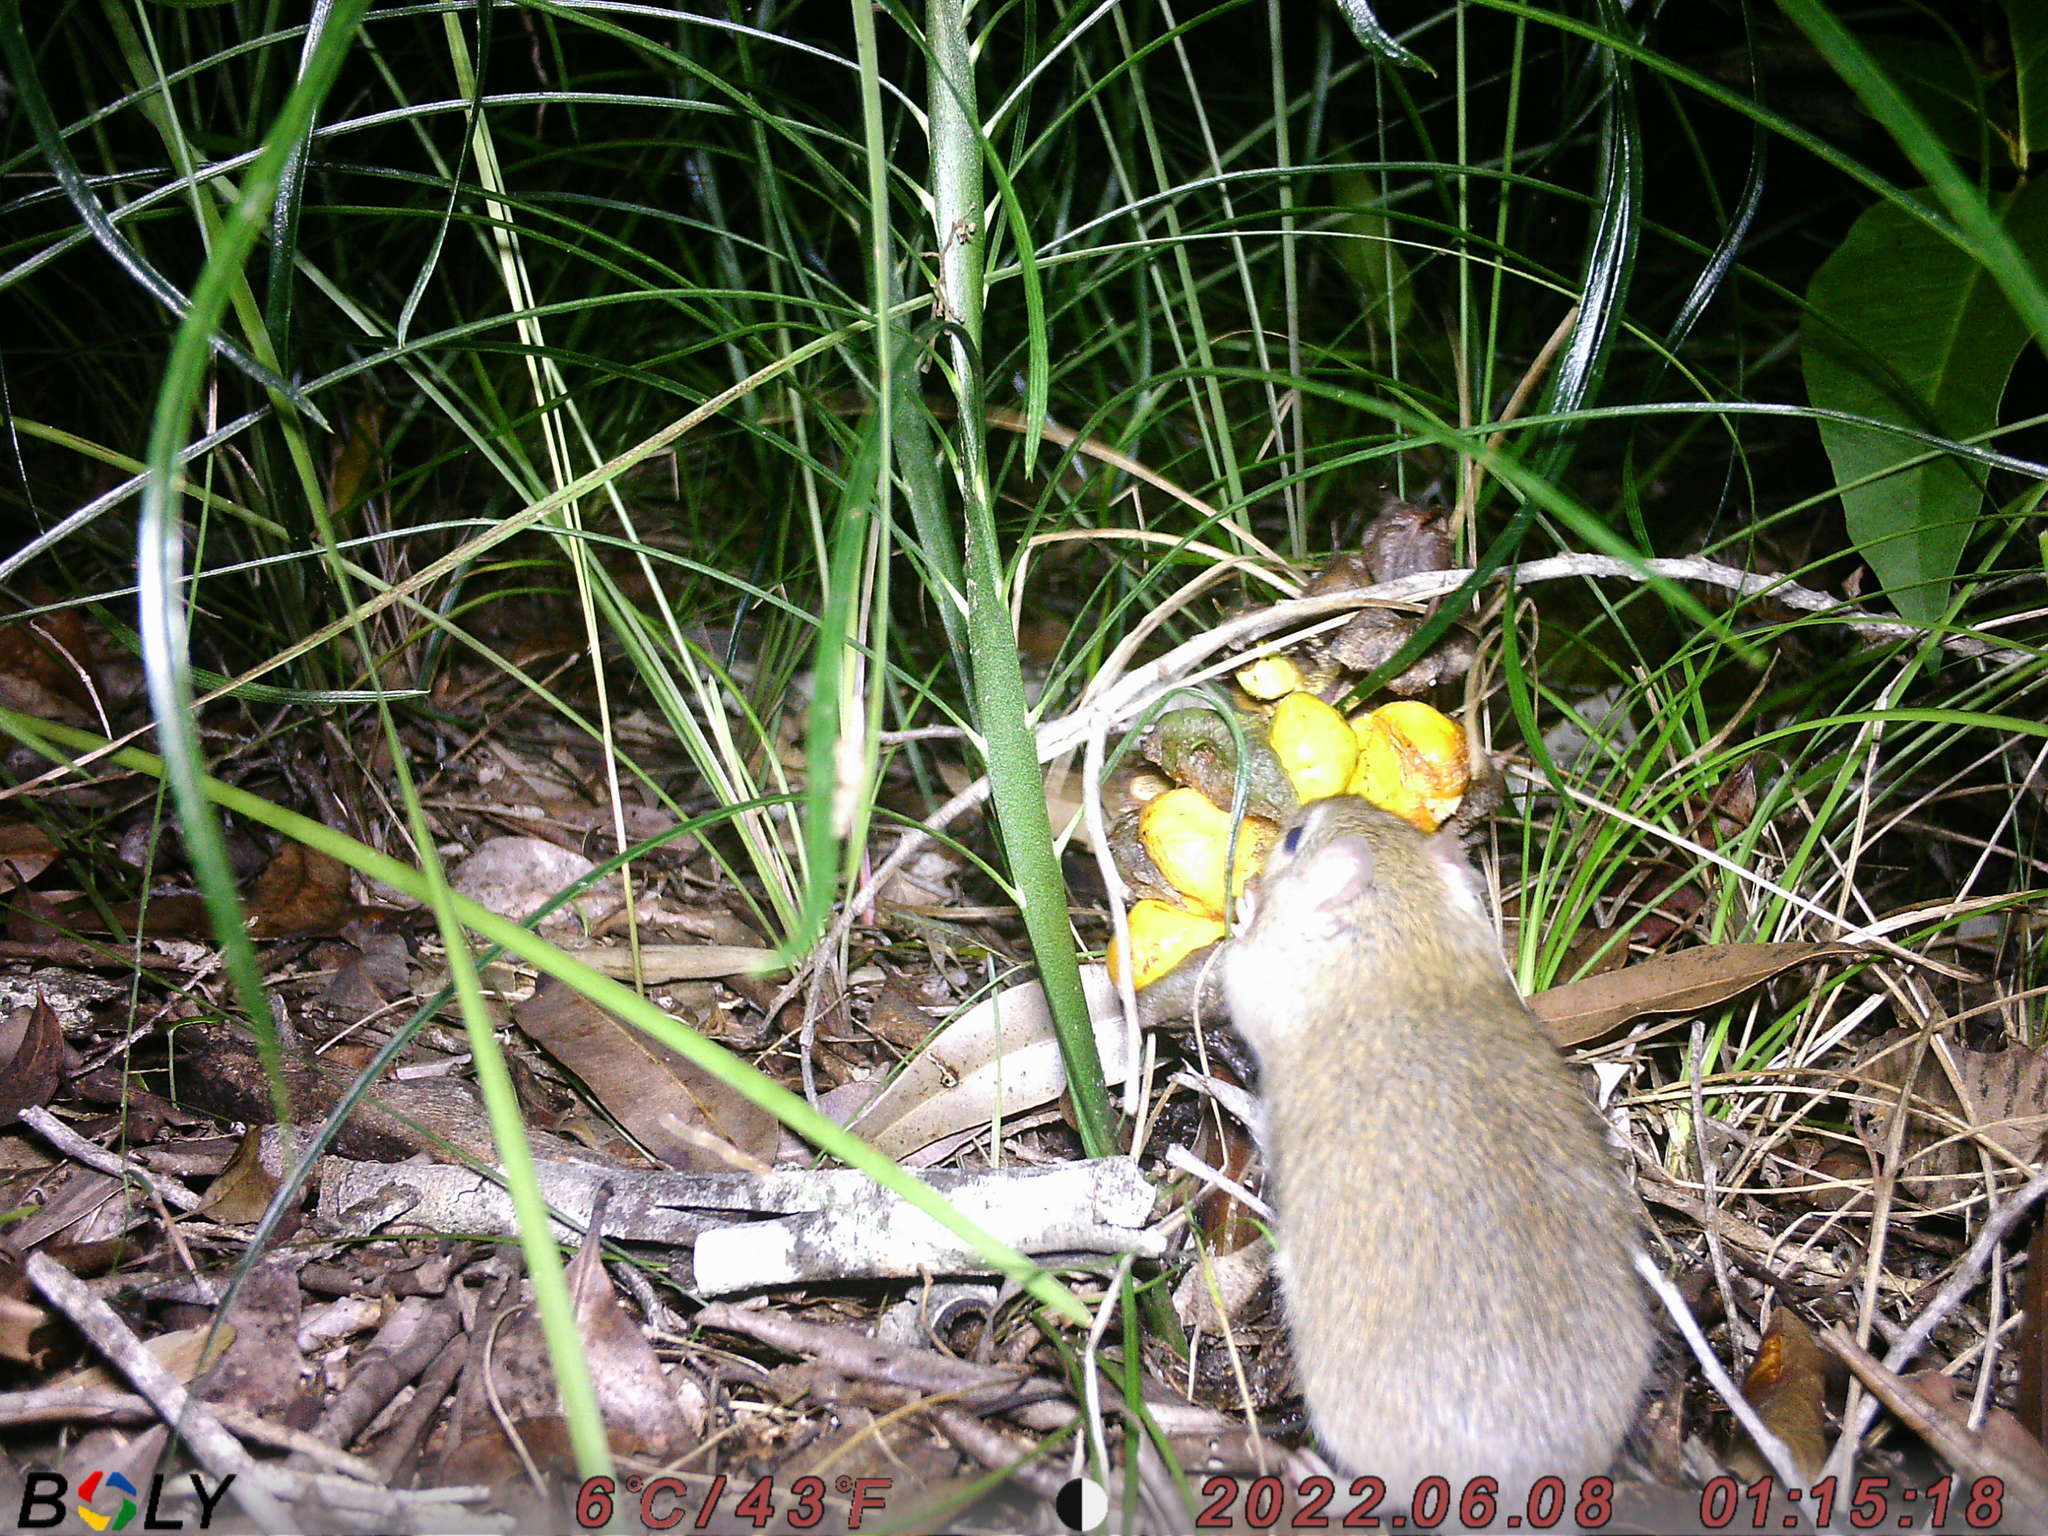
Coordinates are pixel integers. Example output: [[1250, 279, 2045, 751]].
[[1220, 796, 1653, 1507]]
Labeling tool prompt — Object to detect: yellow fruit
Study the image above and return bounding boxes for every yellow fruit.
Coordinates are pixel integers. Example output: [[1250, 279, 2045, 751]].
[[1138, 786, 1276, 918], [1234, 653, 1306, 701], [1348, 701, 1470, 831], [1109, 898, 1228, 988], [1269, 692, 1359, 803]]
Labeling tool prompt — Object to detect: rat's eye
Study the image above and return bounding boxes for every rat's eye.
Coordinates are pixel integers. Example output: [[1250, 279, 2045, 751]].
[[1280, 824, 1303, 856]]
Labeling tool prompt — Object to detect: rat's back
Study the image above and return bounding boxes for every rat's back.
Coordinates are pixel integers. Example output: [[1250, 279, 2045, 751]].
[[1221, 799, 1653, 1508]]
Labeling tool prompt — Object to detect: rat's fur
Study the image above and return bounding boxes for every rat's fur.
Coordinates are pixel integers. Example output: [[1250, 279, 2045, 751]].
[[1222, 798, 1652, 1506]]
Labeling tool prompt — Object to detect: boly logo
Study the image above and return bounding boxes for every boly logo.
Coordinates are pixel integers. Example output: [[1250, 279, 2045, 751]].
[[16, 1470, 237, 1530], [78, 1471, 138, 1532]]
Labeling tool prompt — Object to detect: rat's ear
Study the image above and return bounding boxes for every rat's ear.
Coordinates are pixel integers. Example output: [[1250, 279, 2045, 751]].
[[1300, 832, 1377, 918], [1427, 828, 1488, 921]]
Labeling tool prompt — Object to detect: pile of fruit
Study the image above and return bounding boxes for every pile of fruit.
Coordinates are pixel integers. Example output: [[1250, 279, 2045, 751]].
[[1109, 658, 1471, 993]]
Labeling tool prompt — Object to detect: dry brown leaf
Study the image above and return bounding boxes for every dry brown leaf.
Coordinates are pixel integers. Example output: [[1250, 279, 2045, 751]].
[[13, 888, 215, 940], [1532, 941, 1864, 1048], [0, 603, 99, 725], [325, 399, 385, 516], [441, 1206, 703, 1484], [1850, 1031, 2048, 1205], [1825, 1324, 2048, 1531], [0, 1291, 56, 1369], [321, 928, 413, 1014], [4, 1167, 132, 1254], [1729, 1307, 1830, 1481], [108, 893, 212, 937], [873, 837, 969, 911], [195, 1126, 282, 1224], [1903, 1370, 2048, 1485], [0, 672, 92, 728], [171, 1018, 581, 1165], [512, 976, 776, 1172], [248, 841, 356, 937], [564, 1195, 703, 1454], [1188, 1098, 1262, 1255], [0, 822, 60, 887], [1704, 760, 1759, 837], [52, 1322, 235, 1393], [0, 996, 65, 1125], [194, 1257, 306, 1420], [1554, 923, 1633, 987], [1172, 1237, 1270, 1336], [439, 1414, 577, 1489], [440, 1280, 571, 1479], [865, 978, 938, 1052]]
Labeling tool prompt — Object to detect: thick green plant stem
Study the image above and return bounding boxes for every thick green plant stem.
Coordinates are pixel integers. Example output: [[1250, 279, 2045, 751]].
[[924, 0, 1117, 1160]]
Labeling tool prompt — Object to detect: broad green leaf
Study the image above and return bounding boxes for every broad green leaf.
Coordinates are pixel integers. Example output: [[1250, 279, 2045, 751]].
[[1329, 169, 1414, 330], [2006, 0, 2048, 166], [1857, 36, 1991, 166], [1801, 177, 2048, 627]]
